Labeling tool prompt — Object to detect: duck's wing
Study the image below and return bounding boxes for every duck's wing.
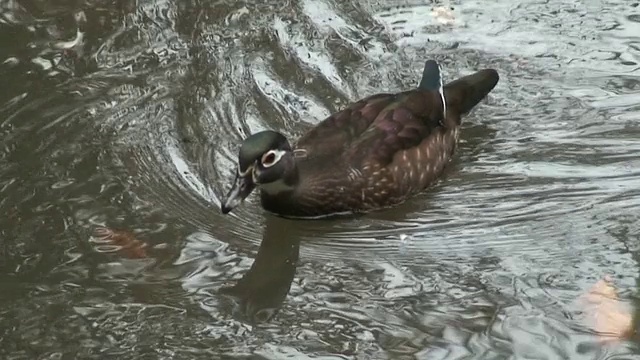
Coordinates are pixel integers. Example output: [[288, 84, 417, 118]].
[[348, 65, 500, 166], [345, 90, 443, 166], [293, 93, 398, 160], [294, 60, 447, 159]]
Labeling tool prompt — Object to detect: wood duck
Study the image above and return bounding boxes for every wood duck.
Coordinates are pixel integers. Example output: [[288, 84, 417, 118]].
[[221, 60, 499, 219]]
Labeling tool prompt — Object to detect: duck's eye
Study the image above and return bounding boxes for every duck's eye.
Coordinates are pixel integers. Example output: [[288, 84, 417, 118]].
[[261, 151, 279, 167]]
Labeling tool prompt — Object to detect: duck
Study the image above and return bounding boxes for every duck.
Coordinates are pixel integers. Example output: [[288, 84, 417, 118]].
[[221, 60, 499, 219]]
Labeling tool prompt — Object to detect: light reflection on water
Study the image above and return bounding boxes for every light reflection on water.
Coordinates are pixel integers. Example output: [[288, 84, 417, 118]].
[[1, 0, 640, 358]]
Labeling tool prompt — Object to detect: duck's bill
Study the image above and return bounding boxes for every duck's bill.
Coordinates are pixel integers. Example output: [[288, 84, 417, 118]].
[[221, 173, 256, 214]]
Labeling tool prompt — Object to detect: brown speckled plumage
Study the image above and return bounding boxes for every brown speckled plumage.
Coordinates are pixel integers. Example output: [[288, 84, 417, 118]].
[[222, 61, 499, 218]]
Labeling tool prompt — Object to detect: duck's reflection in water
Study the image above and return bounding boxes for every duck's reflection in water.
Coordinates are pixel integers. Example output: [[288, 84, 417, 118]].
[[218, 216, 302, 323]]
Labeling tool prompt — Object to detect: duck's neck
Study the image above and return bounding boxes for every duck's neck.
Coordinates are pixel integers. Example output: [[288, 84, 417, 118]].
[[260, 179, 296, 195], [260, 163, 299, 196], [259, 167, 302, 216]]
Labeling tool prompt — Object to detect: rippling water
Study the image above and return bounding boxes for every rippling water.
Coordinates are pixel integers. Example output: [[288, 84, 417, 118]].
[[2, 0, 640, 358]]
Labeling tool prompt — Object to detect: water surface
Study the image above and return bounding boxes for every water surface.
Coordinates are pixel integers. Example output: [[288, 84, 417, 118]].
[[2, 0, 640, 358]]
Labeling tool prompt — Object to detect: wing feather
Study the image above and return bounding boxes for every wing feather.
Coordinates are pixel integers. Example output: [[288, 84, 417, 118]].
[[294, 93, 397, 159], [348, 90, 443, 166]]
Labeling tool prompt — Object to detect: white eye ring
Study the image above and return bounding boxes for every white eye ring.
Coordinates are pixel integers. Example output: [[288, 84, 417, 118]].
[[261, 150, 285, 168]]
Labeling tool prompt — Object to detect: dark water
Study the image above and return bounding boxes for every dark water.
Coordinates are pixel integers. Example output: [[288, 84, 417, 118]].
[[2, 0, 640, 358]]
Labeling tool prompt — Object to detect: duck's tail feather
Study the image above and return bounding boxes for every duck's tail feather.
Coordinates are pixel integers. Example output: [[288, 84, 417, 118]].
[[418, 60, 443, 92], [444, 68, 499, 115], [418, 60, 448, 121]]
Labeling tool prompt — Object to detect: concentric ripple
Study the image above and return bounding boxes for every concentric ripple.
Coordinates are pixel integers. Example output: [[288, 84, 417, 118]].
[[2, 0, 640, 358]]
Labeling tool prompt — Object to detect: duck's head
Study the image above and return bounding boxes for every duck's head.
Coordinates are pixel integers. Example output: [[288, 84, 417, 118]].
[[221, 130, 297, 214]]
